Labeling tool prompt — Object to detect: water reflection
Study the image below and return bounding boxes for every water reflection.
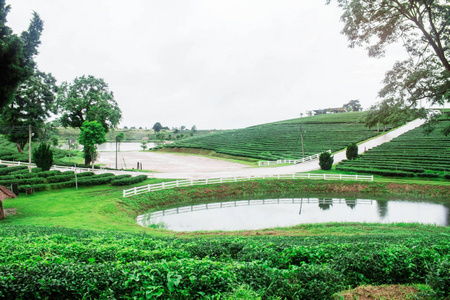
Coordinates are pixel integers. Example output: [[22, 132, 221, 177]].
[[137, 197, 448, 231]]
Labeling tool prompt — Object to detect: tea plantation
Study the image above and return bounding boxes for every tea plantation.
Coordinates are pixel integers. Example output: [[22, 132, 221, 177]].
[[160, 112, 380, 160], [337, 119, 450, 178], [0, 165, 147, 193], [1, 225, 449, 299]]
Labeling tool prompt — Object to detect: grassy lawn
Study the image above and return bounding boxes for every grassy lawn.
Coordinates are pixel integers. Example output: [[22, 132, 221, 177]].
[[3, 175, 449, 237]]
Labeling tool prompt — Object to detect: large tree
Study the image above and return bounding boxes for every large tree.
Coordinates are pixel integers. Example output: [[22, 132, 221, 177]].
[[0, 71, 57, 152], [328, 0, 450, 133], [57, 75, 122, 132], [0, 0, 43, 110]]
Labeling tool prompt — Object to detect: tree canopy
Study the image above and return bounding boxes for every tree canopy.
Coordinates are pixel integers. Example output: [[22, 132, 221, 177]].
[[78, 120, 107, 165], [328, 0, 449, 134], [57, 75, 122, 132], [0, 71, 57, 152], [0, 0, 43, 110]]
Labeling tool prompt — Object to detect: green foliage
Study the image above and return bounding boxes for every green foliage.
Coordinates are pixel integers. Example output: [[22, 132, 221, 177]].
[[78, 120, 107, 165], [319, 151, 334, 170], [329, 0, 450, 134], [0, 1, 43, 109], [153, 122, 163, 132], [32, 143, 53, 171], [110, 175, 147, 186], [346, 142, 358, 160], [57, 75, 121, 132], [0, 225, 449, 299], [337, 120, 450, 175], [0, 71, 57, 153], [163, 112, 378, 160]]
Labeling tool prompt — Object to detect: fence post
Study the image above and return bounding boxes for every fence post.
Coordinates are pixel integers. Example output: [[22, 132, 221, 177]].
[[323, 174, 326, 180], [356, 175, 358, 180], [206, 178, 208, 185], [134, 186, 137, 195], [340, 174, 342, 180], [162, 182, 165, 189]]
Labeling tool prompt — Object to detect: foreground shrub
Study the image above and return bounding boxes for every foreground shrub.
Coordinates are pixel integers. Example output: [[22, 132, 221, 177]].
[[32, 143, 53, 171], [346, 142, 358, 160], [319, 151, 334, 170]]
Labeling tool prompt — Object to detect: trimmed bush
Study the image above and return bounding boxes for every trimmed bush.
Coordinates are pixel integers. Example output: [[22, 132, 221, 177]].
[[418, 173, 440, 178], [37, 170, 61, 178], [346, 142, 358, 160], [319, 151, 334, 170], [110, 175, 147, 186], [0, 166, 28, 176]]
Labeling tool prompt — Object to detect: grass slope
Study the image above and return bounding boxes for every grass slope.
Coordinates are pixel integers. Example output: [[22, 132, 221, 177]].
[[160, 112, 382, 160]]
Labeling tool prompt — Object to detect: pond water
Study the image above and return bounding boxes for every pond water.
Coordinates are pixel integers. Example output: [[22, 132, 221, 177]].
[[137, 197, 450, 231]]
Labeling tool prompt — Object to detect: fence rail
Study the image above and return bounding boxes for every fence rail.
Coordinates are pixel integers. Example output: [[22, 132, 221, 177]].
[[258, 150, 331, 166], [123, 172, 374, 197], [0, 160, 152, 176]]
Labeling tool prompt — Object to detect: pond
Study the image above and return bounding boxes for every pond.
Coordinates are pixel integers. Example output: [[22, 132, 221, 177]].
[[137, 197, 450, 231]]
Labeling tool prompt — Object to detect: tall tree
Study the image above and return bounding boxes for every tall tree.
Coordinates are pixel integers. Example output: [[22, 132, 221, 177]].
[[0, 71, 57, 152], [328, 0, 450, 134], [57, 75, 122, 132], [153, 122, 163, 133], [343, 100, 362, 112], [0, 0, 43, 110], [78, 120, 107, 165]]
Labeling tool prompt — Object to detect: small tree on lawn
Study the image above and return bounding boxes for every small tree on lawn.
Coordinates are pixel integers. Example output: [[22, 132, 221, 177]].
[[32, 143, 53, 171], [319, 151, 334, 170], [346, 143, 358, 160], [140, 140, 147, 150], [78, 120, 106, 166]]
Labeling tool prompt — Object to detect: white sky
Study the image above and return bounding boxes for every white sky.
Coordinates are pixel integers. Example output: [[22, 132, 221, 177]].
[[7, 0, 406, 130]]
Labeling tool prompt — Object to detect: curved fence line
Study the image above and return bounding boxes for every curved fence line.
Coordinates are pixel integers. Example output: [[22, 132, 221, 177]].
[[258, 150, 331, 166], [123, 172, 374, 197]]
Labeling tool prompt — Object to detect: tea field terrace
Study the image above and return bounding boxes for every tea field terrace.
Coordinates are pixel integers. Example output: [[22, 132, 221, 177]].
[[337, 119, 450, 178], [159, 112, 382, 161]]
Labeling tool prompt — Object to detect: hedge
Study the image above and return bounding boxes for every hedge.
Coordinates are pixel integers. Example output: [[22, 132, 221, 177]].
[[110, 175, 147, 186]]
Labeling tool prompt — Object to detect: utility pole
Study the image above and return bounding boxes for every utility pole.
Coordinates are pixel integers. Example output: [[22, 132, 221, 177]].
[[28, 125, 32, 173], [115, 137, 118, 169]]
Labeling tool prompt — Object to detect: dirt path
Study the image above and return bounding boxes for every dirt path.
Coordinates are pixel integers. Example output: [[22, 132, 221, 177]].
[[96, 119, 425, 179]]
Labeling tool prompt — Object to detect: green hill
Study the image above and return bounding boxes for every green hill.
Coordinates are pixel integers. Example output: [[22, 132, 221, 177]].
[[337, 119, 450, 177], [161, 112, 381, 160]]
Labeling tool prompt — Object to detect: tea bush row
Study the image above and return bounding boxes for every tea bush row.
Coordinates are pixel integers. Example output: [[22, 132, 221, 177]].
[[161, 114, 378, 160], [0, 165, 147, 192], [0, 225, 449, 299], [336, 120, 450, 176]]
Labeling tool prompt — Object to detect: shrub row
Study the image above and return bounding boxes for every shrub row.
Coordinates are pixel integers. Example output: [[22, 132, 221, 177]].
[[110, 175, 147, 186], [0, 226, 449, 299], [336, 166, 415, 177]]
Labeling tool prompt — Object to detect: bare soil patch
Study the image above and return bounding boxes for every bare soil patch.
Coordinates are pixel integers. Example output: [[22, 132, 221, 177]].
[[335, 285, 419, 300]]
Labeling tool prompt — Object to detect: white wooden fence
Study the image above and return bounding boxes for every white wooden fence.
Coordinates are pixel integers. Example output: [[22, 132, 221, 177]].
[[0, 159, 152, 176], [258, 150, 331, 166], [123, 172, 374, 197]]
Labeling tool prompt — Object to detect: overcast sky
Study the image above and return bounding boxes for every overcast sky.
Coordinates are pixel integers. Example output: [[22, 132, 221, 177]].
[[7, 1, 405, 130]]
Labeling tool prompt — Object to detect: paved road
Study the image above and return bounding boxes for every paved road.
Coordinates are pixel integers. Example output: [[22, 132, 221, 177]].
[[93, 118, 425, 179]]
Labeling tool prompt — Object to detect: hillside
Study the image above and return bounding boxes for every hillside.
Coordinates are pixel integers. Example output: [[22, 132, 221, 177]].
[[159, 112, 382, 160], [337, 119, 450, 177]]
